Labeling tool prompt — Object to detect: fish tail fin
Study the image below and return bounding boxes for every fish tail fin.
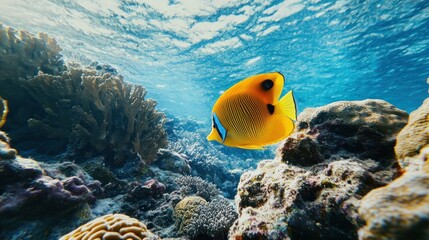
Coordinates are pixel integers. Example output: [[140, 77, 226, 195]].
[[276, 90, 297, 121]]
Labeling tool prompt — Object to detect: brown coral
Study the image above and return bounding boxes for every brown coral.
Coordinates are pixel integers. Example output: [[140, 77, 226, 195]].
[[0, 24, 167, 165], [60, 213, 160, 240], [19, 64, 167, 164]]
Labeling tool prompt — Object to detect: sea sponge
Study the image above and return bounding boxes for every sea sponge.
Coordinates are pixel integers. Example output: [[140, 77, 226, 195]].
[[174, 196, 207, 233], [60, 213, 160, 240]]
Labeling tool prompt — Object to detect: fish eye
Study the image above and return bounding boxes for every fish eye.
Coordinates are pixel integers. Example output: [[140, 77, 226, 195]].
[[261, 79, 274, 91]]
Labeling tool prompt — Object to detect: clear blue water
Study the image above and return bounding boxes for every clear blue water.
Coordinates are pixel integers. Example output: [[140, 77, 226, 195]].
[[0, 0, 428, 121]]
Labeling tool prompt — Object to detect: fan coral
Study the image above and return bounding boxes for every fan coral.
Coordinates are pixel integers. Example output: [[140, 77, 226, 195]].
[[60, 213, 160, 240], [175, 175, 221, 201], [184, 197, 238, 240], [0, 24, 167, 165]]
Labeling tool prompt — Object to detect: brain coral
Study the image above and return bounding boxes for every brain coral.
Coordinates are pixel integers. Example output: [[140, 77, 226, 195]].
[[174, 196, 207, 234], [60, 213, 160, 240]]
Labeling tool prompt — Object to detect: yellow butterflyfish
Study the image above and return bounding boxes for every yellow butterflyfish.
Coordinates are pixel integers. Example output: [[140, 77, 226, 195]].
[[207, 72, 297, 149]]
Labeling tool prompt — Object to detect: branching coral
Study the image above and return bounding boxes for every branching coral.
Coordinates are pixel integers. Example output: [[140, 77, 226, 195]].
[[19, 63, 167, 164], [60, 213, 160, 240], [183, 197, 238, 240], [175, 175, 221, 201], [0, 24, 167, 165]]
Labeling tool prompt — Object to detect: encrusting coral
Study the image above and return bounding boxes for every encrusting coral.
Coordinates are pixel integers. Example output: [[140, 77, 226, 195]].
[[60, 213, 160, 240], [0, 24, 167, 165]]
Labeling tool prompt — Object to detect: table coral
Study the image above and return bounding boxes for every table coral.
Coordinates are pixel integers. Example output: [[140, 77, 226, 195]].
[[60, 213, 160, 240]]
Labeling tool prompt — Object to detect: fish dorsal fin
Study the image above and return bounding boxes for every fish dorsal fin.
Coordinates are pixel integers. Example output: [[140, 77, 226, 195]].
[[275, 90, 297, 120]]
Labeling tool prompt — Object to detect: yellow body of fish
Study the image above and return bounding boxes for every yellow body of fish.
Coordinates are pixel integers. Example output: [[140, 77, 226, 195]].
[[206, 72, 297, 149]]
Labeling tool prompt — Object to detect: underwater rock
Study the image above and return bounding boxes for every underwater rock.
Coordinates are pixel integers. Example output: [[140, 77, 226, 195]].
[[358, 149, 429, 240], [155, 148, 191, 175], [0, 24, 167, 166], [230, 100, 408, 240], [60, 213, 160, 240], [358, 98, 429, 240], [0, 131, 96, 224], [278, 99, 408, 166], [395, 97, 429, 169]]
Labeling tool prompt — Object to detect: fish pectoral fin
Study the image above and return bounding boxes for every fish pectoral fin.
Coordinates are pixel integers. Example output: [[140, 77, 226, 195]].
[[276, 90, 297, 121], [236, 144, 265, 150]]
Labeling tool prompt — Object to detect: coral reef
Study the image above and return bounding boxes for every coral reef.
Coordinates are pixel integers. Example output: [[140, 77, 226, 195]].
[[165, 114, 271, 198], [229, 100, 408, 240], [60, 213, 160, 240], [394, 98, 429, 169], [176, 175, 221, 201], [0, 24, 167, 166]]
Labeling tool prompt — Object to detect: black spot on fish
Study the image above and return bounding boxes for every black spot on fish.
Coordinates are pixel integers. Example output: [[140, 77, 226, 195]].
[[261, 79, 274, 91], [267, 104, 275, 114]]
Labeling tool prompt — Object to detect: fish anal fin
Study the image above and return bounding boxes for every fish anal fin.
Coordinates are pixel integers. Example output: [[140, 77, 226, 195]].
[[265, 114, 295, 143], [276, 90, 297, 121]]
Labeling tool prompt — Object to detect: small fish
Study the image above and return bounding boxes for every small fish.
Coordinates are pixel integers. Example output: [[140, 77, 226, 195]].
[[207, 72, 297, 149]]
